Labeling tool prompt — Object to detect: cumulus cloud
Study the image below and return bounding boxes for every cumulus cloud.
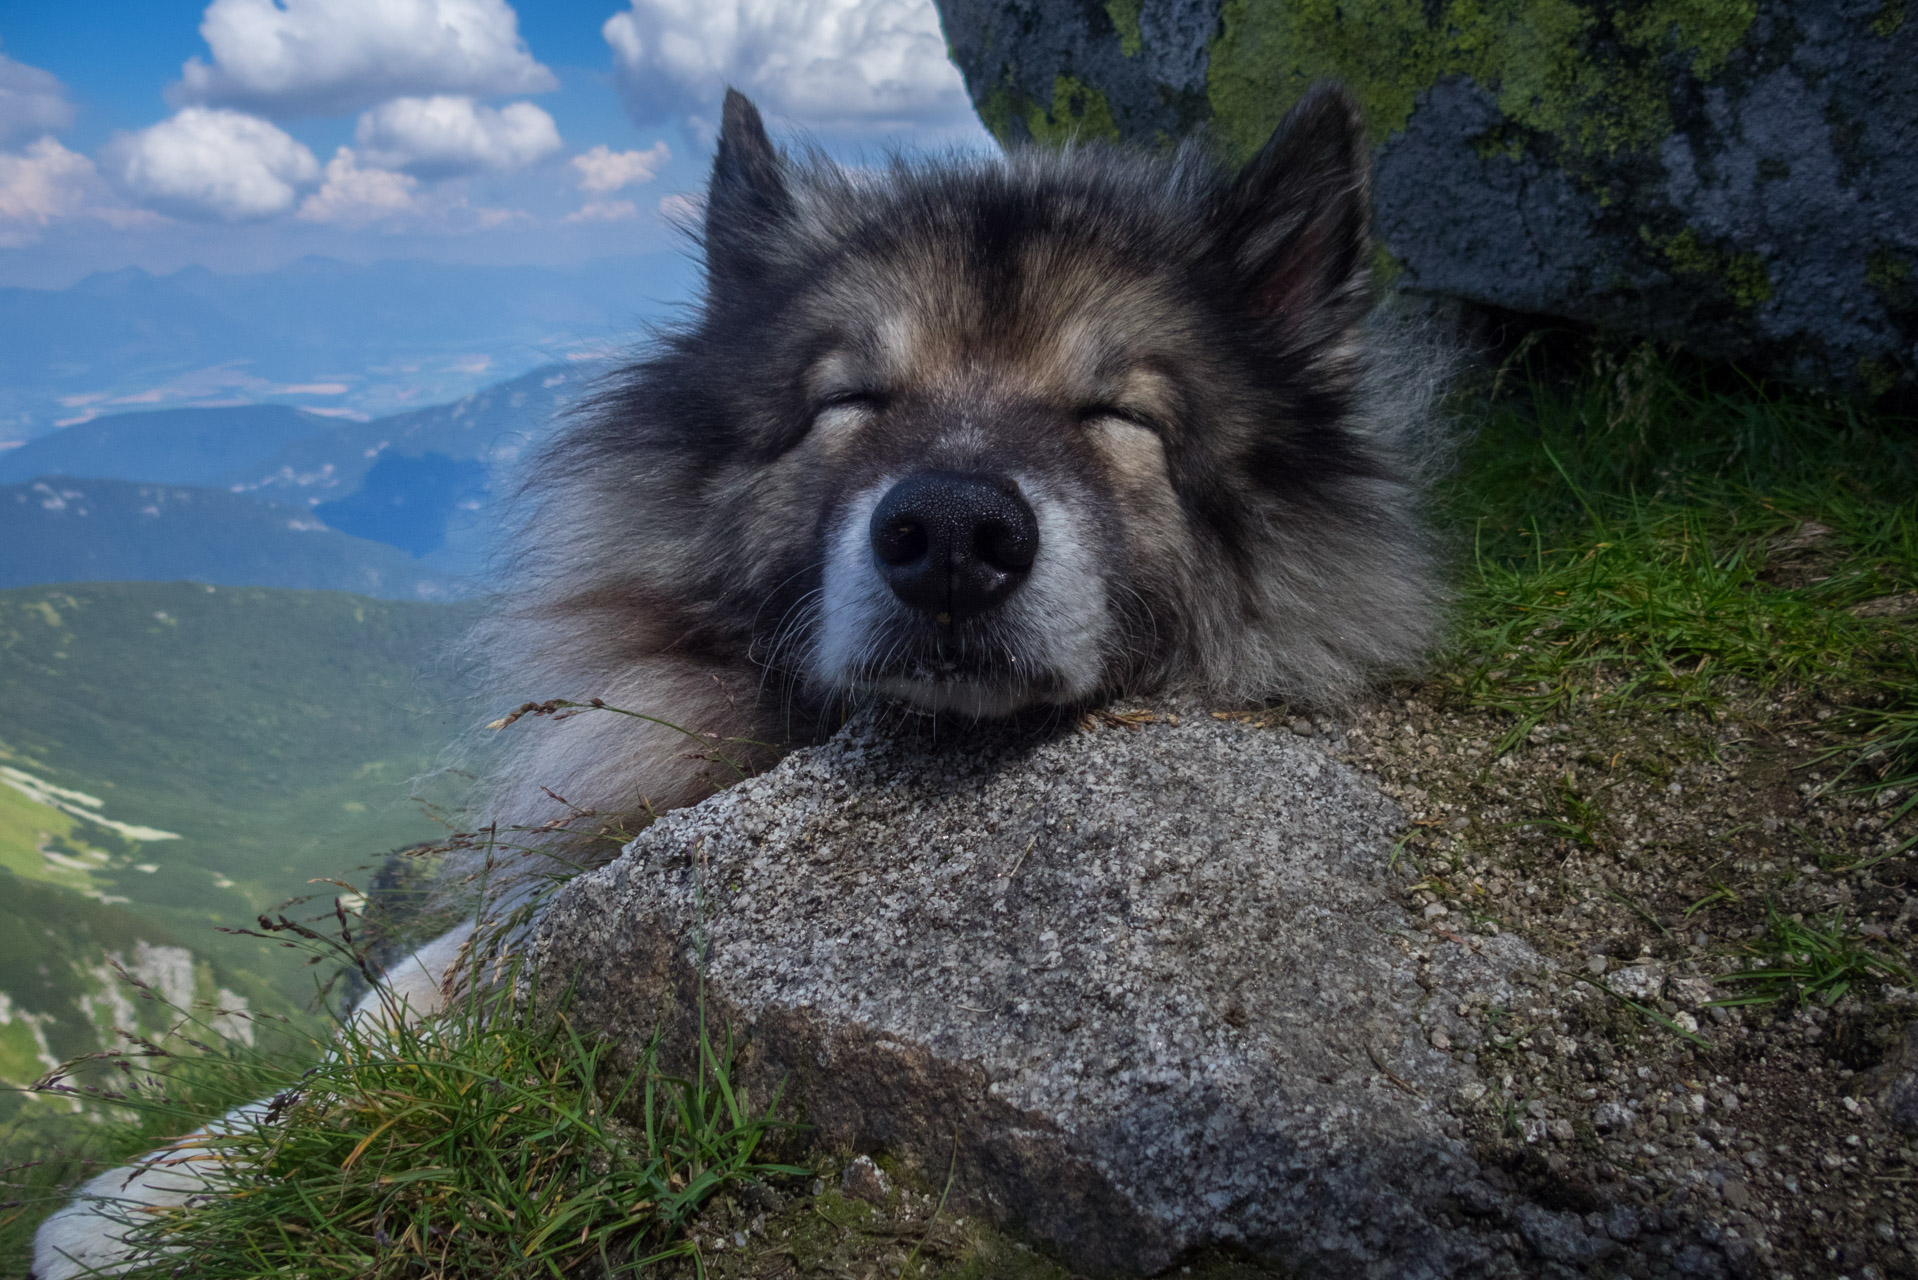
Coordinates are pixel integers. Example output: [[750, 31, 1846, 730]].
[[355, 95, 561, 177], [296, 147, 422, 224], [0, 49, 75, 145], [601, 0, 975, 134], [0, 137, 96, 245], [174, 0, 556, 118], [105, 107, 320, 221], [572, 141, 670, 192]]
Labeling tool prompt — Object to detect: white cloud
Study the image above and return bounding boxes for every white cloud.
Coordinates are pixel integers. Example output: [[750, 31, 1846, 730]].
[[0, 138, 96, 245], [355, 96, 561, 177], [564, 198, 638, 223], [572, 142, 670, 192], [294, 149, 534, 231], [105, 107, 320, 221], [174, 0, 556, 118], [296, 147, 422, 224], [0, 49, 75, 145], [601, 0, 975, 135]]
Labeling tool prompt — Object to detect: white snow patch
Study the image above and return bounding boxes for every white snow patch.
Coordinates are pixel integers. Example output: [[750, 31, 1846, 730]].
[[0, 765, 181, 842]]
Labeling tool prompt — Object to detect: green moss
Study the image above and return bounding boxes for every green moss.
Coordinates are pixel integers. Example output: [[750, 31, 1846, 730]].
[[1472, 124, 1529, 161], [1870, 0, 1906, 37], [977, 75, 1122, 147], [1866, 250, 1913, 296], [1106, 0, 1144, 56], [1662, 226, 1716, 276], [1660, 227, 1772, 308], [1656, 226, 1769, 305], [1206, 0, 1758, 166], [1027, 75, 1123, 145], [977, 81, 1026, 143], [1616, 0, 1757, 77], [1371, 243, 1406, 290], [1723, 251, 1773, 307]]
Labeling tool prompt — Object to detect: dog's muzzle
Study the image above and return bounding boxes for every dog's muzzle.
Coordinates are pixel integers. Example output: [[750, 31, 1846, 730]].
[[868, 470, 1037, 624]]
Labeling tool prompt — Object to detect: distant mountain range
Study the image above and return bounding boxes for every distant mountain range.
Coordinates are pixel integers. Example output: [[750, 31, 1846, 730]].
[[0, 253, 690, 440], [0, 403, 339, 488], [1, 361, 604, 591], [239, 361, 590, 503], [1, 477, 464, 600]]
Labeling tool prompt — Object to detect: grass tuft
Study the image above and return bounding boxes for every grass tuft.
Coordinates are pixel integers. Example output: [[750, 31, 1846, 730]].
[[1714, 904, 1915, 1008], [12, 847, 802, 1279], [102, 991, 800, 1277]]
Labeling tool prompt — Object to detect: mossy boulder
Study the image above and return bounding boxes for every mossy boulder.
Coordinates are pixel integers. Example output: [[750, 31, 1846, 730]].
[[934, 0, 1917, 392]]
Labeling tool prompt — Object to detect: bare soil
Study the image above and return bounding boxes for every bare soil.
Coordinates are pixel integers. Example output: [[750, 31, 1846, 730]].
[[1333, 683, 1918, 1280]]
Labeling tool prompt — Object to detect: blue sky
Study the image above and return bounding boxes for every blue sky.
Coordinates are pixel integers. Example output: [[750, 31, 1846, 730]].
[[0, 0, 990, 287]]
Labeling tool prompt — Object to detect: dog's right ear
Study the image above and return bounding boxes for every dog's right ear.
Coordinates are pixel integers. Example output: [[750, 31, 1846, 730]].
[[1214, 84, 1371, 360], [705, 89, 792, 283]]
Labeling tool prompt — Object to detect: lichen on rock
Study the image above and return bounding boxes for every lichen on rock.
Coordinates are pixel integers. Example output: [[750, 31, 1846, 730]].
[[934, 0, 1918, 392]]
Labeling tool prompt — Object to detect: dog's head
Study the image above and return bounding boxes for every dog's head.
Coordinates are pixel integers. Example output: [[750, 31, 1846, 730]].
[[534, 86, 1438, 724]]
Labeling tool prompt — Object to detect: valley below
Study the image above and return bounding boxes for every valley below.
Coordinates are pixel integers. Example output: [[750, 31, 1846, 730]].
[[0, 581, 475, 1116]]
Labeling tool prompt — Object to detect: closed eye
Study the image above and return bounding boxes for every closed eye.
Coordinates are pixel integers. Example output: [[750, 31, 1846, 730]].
[[1079, 403, 1161, 433], [816, 389, 887, 417]]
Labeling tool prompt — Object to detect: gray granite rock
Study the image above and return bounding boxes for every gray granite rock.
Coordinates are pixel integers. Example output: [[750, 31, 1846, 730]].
[[532, 707, 1559, 1275], [933, 0, 1918, 393]]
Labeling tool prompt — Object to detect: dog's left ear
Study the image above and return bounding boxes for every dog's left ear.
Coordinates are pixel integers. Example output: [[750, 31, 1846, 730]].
[[705, 89, 792, 284], [1216, 84, 1372, 352]]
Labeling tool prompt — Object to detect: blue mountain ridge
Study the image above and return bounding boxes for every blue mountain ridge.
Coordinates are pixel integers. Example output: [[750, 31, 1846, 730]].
[[0, 403, 335, 487], [0, 361, 606, 592], [1, 477, 463, 600]]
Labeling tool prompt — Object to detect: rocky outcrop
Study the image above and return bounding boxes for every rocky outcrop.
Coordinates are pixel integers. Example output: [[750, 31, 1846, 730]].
[[533, 707, 1623, 1276], [933, 0, 1917, 394]]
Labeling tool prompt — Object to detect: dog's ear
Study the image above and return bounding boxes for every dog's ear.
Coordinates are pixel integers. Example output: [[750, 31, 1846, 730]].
[[705, 89, 792, 281], [1216, 84, 1371, 352]]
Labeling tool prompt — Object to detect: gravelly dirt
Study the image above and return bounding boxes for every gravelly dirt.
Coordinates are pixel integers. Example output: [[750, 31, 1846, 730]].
[[1326, 683, 1918, 1280]]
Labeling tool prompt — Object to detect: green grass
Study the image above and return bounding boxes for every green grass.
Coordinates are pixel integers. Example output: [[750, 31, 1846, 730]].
[[9, 912, 802, 1280], [1817, 702, 1918, 833], [113, 1006, 797, 1278], [1, 997, 302, 1268], [0, 868, 286, 1110], [1715, 904, 1915, 1007], [1441, 338, 1918, 770]]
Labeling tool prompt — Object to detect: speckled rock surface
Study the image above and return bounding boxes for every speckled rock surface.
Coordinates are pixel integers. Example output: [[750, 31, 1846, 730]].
[[532, 708, 1575, 1276], [933, 0, 1917, 393]]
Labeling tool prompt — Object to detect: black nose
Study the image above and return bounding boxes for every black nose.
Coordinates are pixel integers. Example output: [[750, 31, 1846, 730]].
[[869, 470, 1038, 624]]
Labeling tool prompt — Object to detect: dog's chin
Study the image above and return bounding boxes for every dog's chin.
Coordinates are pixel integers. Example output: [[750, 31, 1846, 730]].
[[810, 588, 1108, 720], [867, 672, 1050, 719], [819, 641, 1081, 719]]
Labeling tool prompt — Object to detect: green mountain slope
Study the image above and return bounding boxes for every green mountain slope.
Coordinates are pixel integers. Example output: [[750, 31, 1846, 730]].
[[0, 869, 271, 1115], [0, 582, 478, 1005]]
